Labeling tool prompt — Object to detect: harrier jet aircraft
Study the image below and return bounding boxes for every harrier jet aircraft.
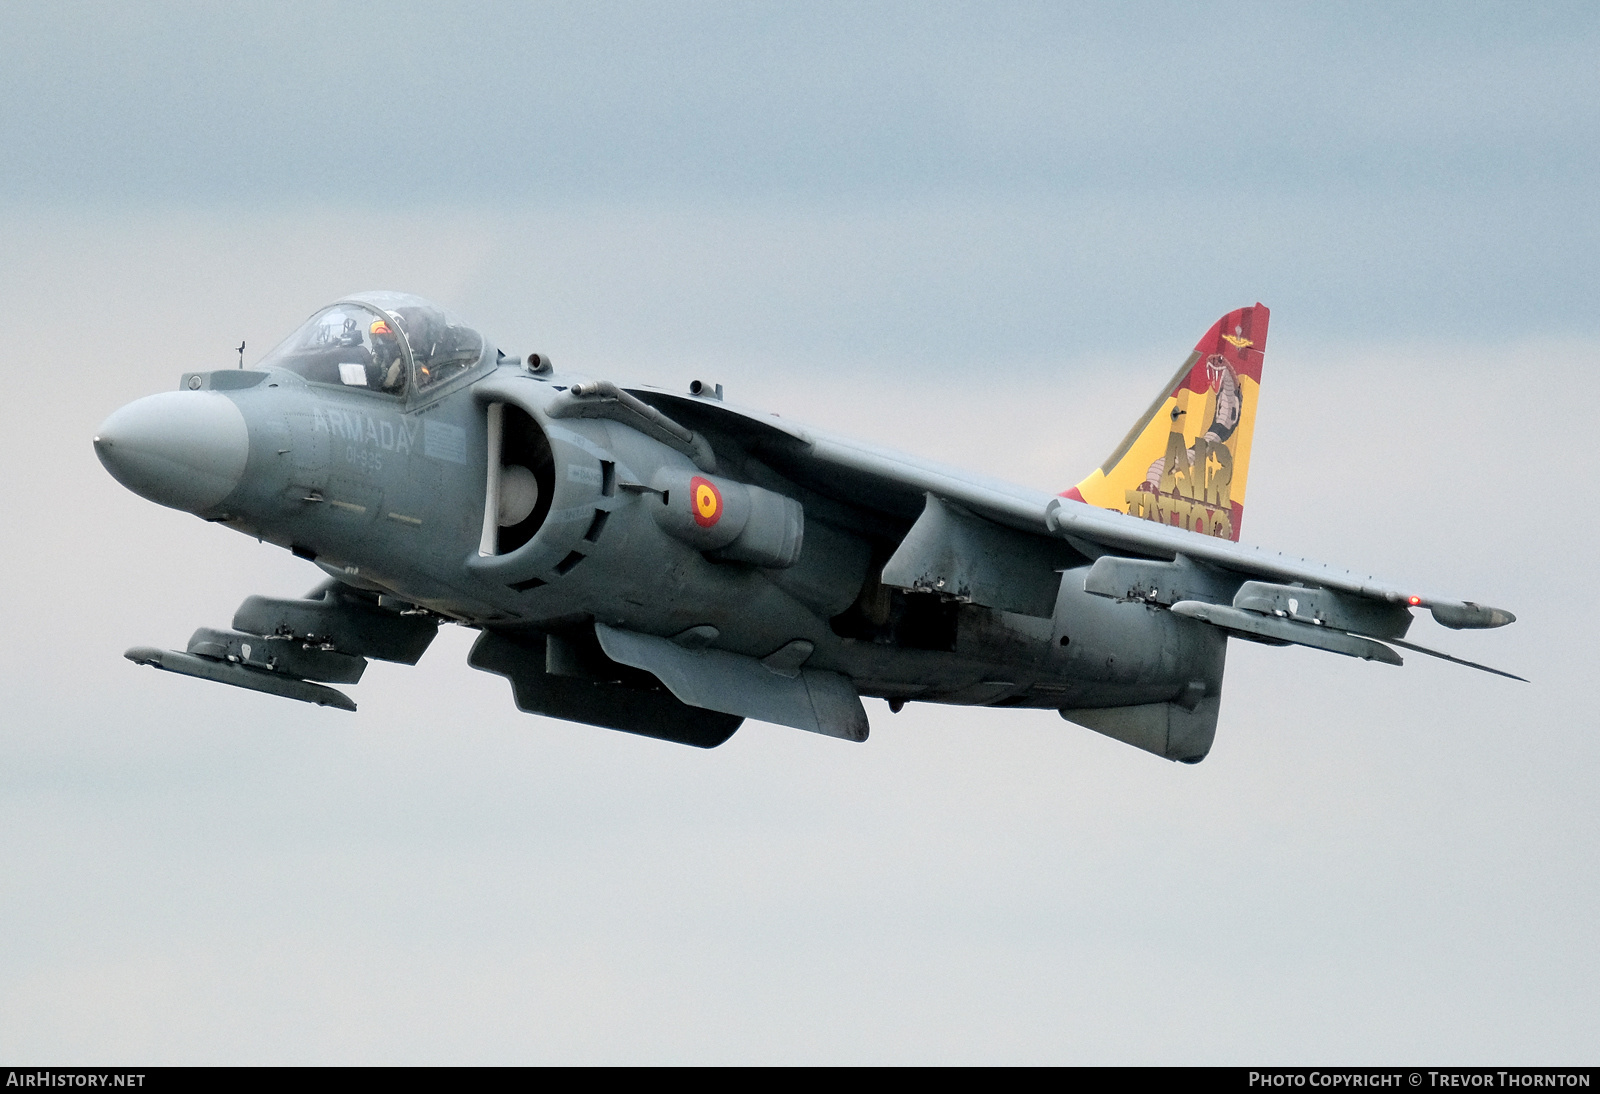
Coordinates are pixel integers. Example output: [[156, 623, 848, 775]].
[[94, 294, 1519, 763]]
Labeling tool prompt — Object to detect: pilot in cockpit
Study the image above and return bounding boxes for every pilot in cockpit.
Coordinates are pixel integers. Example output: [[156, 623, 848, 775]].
[[368, 316, 406, 392], [258, 293, 483, 396]]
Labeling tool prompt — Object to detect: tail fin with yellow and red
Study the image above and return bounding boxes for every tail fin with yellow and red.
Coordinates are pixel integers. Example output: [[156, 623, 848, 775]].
[[1063, 304, 1268, 542]]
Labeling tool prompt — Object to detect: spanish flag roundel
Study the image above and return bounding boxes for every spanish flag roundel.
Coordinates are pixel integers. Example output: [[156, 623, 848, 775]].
[[690, 476, 722, 527]]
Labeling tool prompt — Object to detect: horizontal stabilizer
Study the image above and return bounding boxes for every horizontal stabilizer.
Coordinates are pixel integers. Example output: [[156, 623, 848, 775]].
[[126, 646, 357, 710]]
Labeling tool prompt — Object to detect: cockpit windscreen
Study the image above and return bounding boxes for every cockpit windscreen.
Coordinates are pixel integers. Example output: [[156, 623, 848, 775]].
[[258, 293, 486, 395], [359, 292, 485, 391]]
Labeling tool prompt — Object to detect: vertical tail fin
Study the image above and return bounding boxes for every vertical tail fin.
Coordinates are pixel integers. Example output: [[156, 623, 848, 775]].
[[1064, 303, 1268, 542]]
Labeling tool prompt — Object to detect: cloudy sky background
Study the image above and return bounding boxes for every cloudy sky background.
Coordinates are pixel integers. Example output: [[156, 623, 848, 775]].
[[1, 2, 1595, 1063]]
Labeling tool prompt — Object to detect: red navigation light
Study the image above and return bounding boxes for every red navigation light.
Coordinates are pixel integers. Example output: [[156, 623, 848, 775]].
[[1408, 596, 1421, 606]]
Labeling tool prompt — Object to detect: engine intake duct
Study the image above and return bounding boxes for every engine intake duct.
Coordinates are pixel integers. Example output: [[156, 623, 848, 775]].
[[480, 402, 557, 557]]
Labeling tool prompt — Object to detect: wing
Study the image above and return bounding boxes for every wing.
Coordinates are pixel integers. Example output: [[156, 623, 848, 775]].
[[627, 377, 1520, 679], [626, 385, 1050, 529]]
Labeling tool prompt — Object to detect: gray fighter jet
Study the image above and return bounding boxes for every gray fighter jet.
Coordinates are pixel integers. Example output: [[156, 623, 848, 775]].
[[94, 293, 1518, 762]]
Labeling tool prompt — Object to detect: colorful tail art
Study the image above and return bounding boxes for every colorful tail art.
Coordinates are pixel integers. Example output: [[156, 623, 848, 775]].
[[1064, 304, 1268, 542]]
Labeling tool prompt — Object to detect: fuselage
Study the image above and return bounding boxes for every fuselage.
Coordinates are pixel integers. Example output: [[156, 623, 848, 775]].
[[97, 352, 1220, 716], [93, 293, 1519, 764]]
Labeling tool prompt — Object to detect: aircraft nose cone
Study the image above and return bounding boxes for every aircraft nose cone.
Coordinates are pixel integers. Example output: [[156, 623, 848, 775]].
[[94, 391, 250, 514]]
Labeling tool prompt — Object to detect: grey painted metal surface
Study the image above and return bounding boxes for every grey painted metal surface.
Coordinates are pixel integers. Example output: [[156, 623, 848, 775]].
[[125, 646, 357, 710], [1082, 554, 1241, 609], [882, 494, 1076, 618], [1061, 696, 1221, 764], [467, 630, 742, 748], [233, 588, 438, 664], [1169, 601, 1404, 665], [187, 627, 367, 684], [1231, 580, 1412, 640], [94, 391, 250, 513], [595, 623, 868, 742], [97, 292, 1521, 763]]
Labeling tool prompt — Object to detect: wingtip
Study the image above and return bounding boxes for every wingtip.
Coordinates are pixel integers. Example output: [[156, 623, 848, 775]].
[[1430, 601, 1516, 630]]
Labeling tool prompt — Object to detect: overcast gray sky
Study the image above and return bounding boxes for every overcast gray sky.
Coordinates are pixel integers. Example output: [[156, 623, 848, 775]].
[[1, 2, 1594, 1064]]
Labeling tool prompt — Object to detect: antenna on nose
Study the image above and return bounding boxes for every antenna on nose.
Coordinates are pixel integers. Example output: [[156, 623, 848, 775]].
[[237, 341, 245, 369]]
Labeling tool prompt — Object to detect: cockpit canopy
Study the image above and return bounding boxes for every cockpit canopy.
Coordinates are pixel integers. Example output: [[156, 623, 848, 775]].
[[258, 292, 486, 396]]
